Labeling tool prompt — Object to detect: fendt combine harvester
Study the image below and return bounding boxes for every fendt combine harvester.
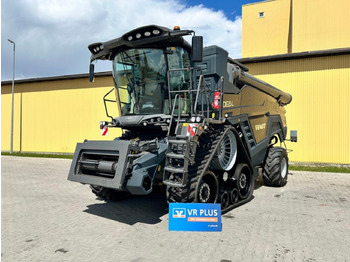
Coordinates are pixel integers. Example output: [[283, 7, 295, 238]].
[[68, 25, 297, 212]]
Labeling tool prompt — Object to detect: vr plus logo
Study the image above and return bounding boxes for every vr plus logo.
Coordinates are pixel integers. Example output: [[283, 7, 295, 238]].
[[173, 208, 186, 218]]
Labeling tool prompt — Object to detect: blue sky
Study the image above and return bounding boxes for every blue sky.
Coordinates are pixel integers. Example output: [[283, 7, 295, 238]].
[[1, 0, 264, 80], [183, 0, 262, 18]]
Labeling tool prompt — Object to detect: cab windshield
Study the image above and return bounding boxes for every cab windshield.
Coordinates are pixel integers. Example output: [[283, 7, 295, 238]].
[[113, 47, 190, 115]]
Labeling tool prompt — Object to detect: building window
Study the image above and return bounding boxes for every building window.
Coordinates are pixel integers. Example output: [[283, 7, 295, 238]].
[[259, 12, 265, 18]]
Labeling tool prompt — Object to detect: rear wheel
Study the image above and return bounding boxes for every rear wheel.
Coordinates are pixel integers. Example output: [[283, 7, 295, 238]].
[[263, 147, 289, 187]]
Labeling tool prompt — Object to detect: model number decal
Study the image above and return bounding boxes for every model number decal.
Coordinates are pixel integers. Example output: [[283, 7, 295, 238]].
[[255, 123, 266, 131], [223, 101, 234, 108]]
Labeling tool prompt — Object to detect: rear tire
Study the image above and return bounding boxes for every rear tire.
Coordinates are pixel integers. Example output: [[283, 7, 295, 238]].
[[263, 147, 288, 187]]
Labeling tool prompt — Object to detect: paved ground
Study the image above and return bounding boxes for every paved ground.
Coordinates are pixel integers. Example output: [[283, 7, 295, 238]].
[[1, 156, 350, 262]]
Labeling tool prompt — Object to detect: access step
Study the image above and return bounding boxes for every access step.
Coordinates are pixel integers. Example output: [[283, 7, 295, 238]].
[[163, 180, 185, 188], [164, 166, 185, 173], [166, 153, 185, 159], [168, 139, 187, 144]]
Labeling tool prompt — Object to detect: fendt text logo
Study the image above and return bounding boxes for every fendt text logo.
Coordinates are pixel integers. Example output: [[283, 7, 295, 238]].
[[172, 208, 186, 218]]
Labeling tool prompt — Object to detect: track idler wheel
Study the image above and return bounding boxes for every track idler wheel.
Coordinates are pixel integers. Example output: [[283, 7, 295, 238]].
[[228, 188, 239, 204], [220, 191, 230, 209], [233, 163, 253, 200], [195, 171, 219, 203]]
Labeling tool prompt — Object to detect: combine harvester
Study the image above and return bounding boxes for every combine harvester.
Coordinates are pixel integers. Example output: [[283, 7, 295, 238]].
[[68, 25, 297, 212]]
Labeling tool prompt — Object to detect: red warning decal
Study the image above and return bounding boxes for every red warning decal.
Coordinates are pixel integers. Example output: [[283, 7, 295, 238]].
[[101, 125, 108, 136], [187, 124, 198, 137]]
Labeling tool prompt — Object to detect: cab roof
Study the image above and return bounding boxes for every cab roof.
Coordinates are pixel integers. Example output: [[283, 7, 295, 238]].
[[88, 25, 193, 62]]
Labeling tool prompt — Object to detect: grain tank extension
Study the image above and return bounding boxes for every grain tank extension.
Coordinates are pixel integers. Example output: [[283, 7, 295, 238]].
[[67, 25, 297, 212]]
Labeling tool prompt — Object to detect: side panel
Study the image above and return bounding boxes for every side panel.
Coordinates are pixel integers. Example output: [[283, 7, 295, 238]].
[[244, 115, 286, 166], [249, 115, 269, 144], [222, 82, 288, 167], [240, 85, 285, 117], [222, 85, 287, 128], [222, 93, 242, 117], [227, 114, 286, 167]]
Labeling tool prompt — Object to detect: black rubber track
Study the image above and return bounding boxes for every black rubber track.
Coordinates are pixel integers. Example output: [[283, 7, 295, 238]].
[[166, 126, 224, 203], [166, 126, 255, 213]]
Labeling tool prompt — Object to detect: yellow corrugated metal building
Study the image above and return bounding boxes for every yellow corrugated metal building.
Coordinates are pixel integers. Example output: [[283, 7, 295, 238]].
[[1, 0, 349, 164], [238, 52, 350, 164], [242, 0, 350, 56], [239, 0, 350, 164], [1, 74, 121, 153]]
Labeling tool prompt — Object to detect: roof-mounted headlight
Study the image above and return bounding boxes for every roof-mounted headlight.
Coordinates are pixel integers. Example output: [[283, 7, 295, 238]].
[[122, 26, 164, 42], [88, 42, 104, 55]]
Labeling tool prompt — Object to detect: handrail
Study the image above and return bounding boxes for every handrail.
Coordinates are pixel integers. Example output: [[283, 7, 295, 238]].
[[167, 66, 213, 121], [103, 88, 116, 121], [194, 75, 202, 115], [167, 94, 179, 136], [193, 74, 209, 118], [203, 76, 210, 118], [218, 76, 224, 120]]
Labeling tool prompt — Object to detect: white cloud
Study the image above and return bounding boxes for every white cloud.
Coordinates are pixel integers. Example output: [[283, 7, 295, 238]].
[[1, 0, 242, 80]]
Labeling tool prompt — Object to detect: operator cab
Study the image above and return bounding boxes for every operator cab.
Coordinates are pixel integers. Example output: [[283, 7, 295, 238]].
[[88, 25, 203, 129], [113, 47, 191, 117]]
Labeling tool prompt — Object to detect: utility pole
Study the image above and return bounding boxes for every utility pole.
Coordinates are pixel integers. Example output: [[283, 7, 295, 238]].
[[8, 39, 15, 154]]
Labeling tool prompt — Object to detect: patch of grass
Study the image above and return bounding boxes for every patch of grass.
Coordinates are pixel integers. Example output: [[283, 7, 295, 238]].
[[1, 152, 73, 159], [289, 165, 350, 173], [2, 152, 349, 173]]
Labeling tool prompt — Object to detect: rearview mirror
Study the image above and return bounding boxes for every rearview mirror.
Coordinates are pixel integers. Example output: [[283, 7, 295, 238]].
[[290, 130, 298, 142], [89, 63, 95, 82], [192, 36, 203, 62]]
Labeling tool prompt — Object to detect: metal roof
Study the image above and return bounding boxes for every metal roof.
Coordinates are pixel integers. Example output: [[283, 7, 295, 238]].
[[1, 71, 112, 85], [237, 47, 350, 64], [2, 47, 349, 85]]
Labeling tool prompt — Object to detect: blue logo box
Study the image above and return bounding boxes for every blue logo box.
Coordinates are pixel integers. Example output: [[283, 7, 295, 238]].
[[169, 203, 222, 232]]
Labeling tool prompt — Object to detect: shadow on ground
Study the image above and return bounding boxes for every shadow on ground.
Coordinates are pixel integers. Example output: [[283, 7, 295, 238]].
[[83, 186, 168, 225], [83, 173, 274, 224], [252, 170, 294, 191]]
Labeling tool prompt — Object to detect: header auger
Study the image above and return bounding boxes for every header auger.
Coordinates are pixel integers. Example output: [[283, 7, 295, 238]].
[[68, 25, 297, 212]]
